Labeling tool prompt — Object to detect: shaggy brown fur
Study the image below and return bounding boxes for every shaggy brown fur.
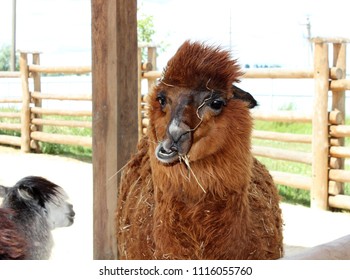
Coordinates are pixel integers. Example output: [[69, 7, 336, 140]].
[[0, 209, 27, 260], [116, 41, 283, 259]]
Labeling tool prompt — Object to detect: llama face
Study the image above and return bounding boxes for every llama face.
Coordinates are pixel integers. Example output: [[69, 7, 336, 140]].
[[0, 176, 75, 230], [148, 84, 256, 164], [147, 41, 257, 165], [46, 200, 75, 229], [150, 86, 226, 163]]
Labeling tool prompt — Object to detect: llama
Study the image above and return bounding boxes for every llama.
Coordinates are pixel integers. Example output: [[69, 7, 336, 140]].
[[116, 41, 283, 259], [0, 176, 75, 259]]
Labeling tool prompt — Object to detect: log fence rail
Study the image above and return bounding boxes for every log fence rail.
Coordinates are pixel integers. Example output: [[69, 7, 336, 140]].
[[139, 39, 350, 211], [0, 51, 92, 152], [1, 39, 350, 211]]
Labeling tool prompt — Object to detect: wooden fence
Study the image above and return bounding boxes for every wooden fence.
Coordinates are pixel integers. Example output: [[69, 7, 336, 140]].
[[1, 41, 350, 211], [0, 51, 92, 152], [0, 71, 21, 147], [139, 38, 350, 211]]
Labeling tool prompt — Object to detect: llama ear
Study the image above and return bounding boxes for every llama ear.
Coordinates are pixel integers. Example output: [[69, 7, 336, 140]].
[[17, 185, 35, 201], [0, 185, 9, 197], [231, 85, 258, 109]]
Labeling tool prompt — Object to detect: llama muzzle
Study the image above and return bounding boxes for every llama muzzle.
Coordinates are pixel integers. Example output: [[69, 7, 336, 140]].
[[156, 120, 192, 164]]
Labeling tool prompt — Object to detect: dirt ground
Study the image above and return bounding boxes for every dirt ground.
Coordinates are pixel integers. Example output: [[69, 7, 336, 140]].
[[0, 145, 349, 259]]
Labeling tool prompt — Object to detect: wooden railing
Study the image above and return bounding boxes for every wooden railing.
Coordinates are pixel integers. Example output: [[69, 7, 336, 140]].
[[0, 51, 92, 152], [1, 42, 349, 211], [139, 38, 350, 211]]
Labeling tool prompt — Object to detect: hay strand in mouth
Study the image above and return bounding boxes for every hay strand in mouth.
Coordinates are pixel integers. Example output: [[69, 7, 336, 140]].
[[180, 155, 206, 193]]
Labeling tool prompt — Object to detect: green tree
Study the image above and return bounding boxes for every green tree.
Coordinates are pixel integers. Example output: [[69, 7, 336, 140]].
[[0, 45, 19, 71], [137, 12, 155, 44]]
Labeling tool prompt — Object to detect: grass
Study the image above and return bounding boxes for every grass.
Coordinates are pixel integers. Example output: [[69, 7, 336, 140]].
[[1, 107, 349, 206], [253, 119, 350, 207], [40, 115, 92, 162], [0, 107, 92, 162]]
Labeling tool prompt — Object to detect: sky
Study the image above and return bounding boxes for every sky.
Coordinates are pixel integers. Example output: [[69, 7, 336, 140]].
[[1, 0, 350, 68], [0, 0, 91, 66]]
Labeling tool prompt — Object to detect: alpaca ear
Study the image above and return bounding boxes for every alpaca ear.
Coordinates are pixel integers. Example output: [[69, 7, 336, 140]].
[[17, 185, 35, 201], [231, 85, 258, 109], [0, 185, 9, 197]]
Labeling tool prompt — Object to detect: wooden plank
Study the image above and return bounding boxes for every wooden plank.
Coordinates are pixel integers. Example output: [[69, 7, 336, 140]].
[[311, 42, 330, 210], [31, 91, 92, 101], [92, 0, 138, 260], [329, 125, 350, 138], [31, 118, 92, 128], [329, 195, 350, 210], [29, 64, 91, 74], [312, 37, 350, 44], [243, 68, 314, 79], [252, 146, 312, 164], [31, 131, 92, 147], [31, 107, 92, 117], [142, 68, 339, 81], [32, 53, 42, 152], [330, 146, 350, 158], [328, 110, 344, 125], [329, 169, 350, 183], [138, 47, 142, 140], [252, 110, 312, 123], [330, 79, 350, 91], [0, 71, 20, 78], [331, 43, 347, 196], [0, 123, 21, 131], [0, 112, 21, 118], [0, 135, 21, 146], [252, 130, 312, 143], [142, 70, 161, 80], [0, 98, 22, 103], [270, 171, 312, 190], [19, 52, 31, 152]]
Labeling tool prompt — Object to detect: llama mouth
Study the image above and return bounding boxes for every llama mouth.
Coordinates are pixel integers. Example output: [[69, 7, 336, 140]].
[[156, 144, 179, 163]]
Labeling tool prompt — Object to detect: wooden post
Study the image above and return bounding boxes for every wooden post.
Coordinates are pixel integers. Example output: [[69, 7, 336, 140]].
[[31, 52, 42, 151], [311, 41, 329, 210], [138, 47, 142, 140], [147, 46, 157, 94], [330, 42, 347, 195], [19, 52, 31, 153], [92, 0, 138, 259]]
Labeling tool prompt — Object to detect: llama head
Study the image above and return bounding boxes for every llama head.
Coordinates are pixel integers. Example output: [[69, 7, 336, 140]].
[[147, 41, 257, 164], [0, 176, 75, 230]]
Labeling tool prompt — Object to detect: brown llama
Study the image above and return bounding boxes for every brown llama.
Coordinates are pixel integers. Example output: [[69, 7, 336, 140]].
[[116, 41, 283, 260]]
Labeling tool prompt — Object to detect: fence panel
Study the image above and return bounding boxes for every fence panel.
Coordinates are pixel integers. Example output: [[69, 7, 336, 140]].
[[138, 41, 350, 211]]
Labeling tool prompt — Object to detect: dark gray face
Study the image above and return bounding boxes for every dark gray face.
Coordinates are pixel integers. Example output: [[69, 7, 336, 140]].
[[155, 88, 228, 164], [0, 177, 75, 230]]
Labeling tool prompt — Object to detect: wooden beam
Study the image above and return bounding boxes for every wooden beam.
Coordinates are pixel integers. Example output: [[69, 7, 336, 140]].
[[28, 64, 91, 74], [270, 171, 312, 190], [31, 131, 92, 147], [92, 0, 138, 260], [331, 43, 347, 196], [252, 110, 312, 123], [252, 130, 312, 144], [242, 68, 314, 79], [311, 42, 329, 210], [252, 146, 312, 165], [19, 52, 31, 152]]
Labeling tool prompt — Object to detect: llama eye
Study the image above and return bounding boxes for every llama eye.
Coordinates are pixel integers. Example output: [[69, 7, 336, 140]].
[[156, 95, 167, 109], [209, 99, 225, 111]]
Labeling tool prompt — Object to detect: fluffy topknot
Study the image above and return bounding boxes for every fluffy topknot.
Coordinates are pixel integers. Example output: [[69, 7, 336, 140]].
[[161, 41, 242, 93]]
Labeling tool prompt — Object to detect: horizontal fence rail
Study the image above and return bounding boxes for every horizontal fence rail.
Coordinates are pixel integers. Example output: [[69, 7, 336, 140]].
[[0, 51, 92, 151], [1, 42, 350, 211], [138, 40, 350, 211]]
